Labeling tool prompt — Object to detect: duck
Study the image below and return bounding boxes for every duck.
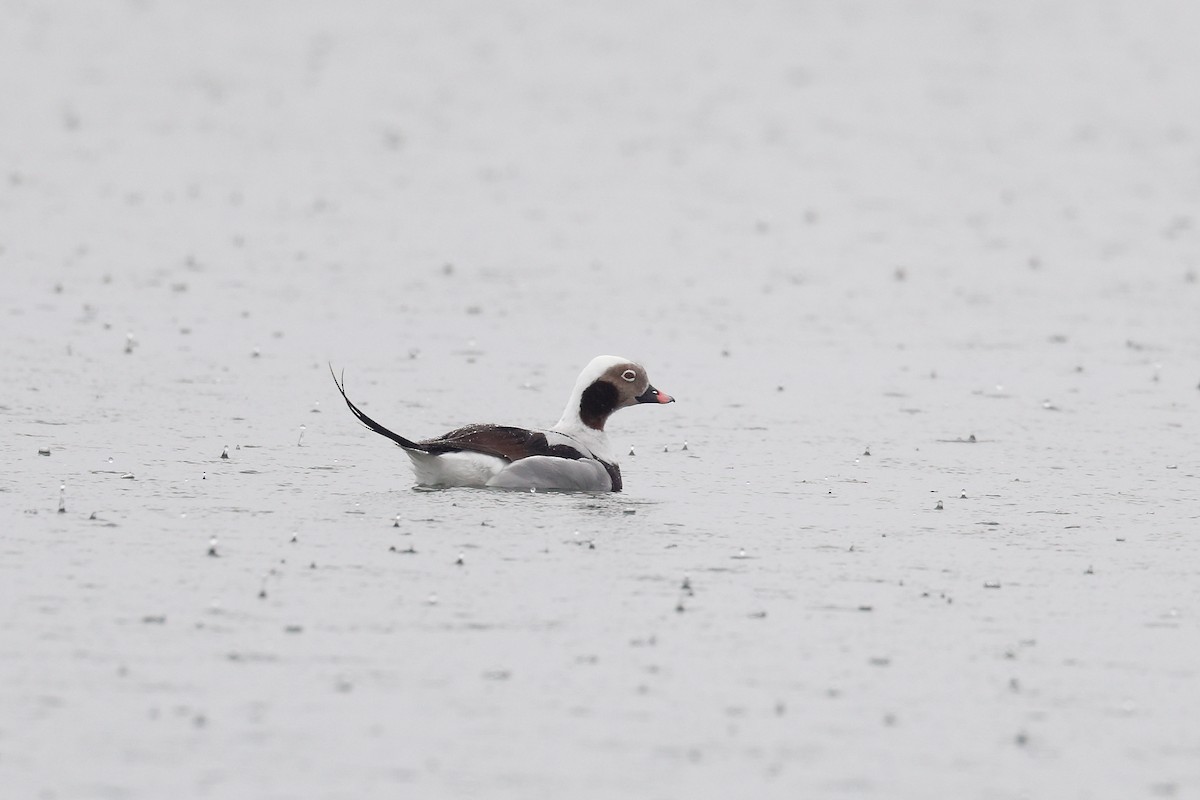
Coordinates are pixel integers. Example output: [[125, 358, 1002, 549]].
[[331, 355, 675, 492]]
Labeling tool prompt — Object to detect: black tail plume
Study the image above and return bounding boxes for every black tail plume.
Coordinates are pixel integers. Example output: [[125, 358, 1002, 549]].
[[329, 364, 426, 451]]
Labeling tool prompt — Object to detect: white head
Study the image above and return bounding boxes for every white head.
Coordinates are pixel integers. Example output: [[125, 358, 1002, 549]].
[[556, 355, 674, 432]]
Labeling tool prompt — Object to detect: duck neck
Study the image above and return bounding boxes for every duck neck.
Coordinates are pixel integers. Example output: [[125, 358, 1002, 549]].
[[553, 397, 614, 462]]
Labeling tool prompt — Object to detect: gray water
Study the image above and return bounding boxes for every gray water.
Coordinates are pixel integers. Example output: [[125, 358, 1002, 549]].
[[3, 1, 1199, 798]]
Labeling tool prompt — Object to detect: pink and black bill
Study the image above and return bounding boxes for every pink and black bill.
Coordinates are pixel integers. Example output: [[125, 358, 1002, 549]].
[[636, 385, 674, 404]]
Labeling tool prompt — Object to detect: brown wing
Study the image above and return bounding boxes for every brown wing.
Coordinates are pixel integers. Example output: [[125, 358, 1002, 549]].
[[420, 425, 586, 463]]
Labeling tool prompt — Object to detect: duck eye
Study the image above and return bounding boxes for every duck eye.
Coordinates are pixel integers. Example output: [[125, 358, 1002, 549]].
[[621, 369, 637, 382]]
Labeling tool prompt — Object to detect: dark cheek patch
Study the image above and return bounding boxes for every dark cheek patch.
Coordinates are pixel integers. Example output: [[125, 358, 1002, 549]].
[[580, 381, 620, 430]]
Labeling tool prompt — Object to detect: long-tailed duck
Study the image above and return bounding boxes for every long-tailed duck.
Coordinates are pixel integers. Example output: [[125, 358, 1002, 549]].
[[331, 355, 674, 492]]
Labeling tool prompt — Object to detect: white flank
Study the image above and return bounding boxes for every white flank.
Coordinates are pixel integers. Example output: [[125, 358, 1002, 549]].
[[404, 450, 507, 488]]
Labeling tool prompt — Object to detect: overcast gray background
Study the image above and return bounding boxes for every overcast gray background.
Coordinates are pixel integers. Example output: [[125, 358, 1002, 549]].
[[2, 1, 1198, 798]]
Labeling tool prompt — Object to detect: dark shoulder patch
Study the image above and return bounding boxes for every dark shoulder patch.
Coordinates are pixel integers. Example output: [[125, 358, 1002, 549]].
[[603, 461, 622, 492], [421, 425, 586, 463]]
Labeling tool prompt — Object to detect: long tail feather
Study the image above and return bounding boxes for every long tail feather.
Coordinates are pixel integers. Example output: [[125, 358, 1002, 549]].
[[329, 364, 426, 451]]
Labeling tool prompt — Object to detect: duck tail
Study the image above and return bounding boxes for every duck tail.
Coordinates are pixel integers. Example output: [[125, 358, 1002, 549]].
[[329, 364, 427, 451]]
